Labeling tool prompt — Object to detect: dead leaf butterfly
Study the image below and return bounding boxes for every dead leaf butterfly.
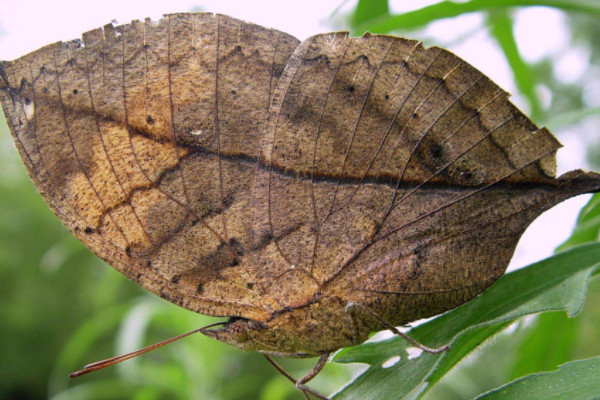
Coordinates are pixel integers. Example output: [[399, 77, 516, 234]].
[[1, 12, 599, 400]]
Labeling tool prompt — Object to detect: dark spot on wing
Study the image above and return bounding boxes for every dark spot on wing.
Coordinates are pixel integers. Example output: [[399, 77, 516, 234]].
[[430, 143, 443, 159], [222, 193, 235, 210], [229, 238, 243, 255]]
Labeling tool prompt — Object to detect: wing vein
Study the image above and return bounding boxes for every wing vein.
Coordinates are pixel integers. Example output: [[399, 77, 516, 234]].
[[82, 44, 154, 244], [323, 119, 558, 288], [214, 14, 230, 242], [378, 51, 452, 229], [121, 23, 231, 253], [386, 72, 485, 212], [52, 48, 129, 245], [267, 38, 313, 270], [7, 61, 71, 225], [323, 40, 394, 224], [333, 41, 420, 212], [167, 15, 195, 220], [308, 38, 352, 274]]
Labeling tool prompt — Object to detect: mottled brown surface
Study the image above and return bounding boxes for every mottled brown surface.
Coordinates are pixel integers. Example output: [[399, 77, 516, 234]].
[[1, 13, 599, 357]]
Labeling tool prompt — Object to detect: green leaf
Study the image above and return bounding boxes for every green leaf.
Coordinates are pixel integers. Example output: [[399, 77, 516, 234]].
[[333, 348, 438, 400], [353, 0, 600, 34], [546, 107, 600, 130], [476, 355, 600, 399], [557, 193, 600, 252], [575, 193, 600, 226], [50, 380, 136, 400], [509, 194, 600, 380], [487, 10, 542, 121], [352, 0, 389, 27], [49, 302, 136, 396], [509, 311, 578, 380], [332, 243, 600, 399]]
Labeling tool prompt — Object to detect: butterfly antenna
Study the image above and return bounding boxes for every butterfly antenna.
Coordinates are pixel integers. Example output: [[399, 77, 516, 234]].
[[70, 321, 227, 377]]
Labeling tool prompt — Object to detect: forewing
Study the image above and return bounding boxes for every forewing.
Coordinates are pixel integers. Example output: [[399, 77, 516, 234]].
[[0, 13, 299, 320]]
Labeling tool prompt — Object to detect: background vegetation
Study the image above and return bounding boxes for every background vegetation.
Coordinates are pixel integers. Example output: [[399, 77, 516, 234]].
[[1, 1, 600, 399]]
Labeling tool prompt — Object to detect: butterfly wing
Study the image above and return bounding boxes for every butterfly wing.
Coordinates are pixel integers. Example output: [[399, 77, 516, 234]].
[[0, 13, 299, 320], [250, 32, 600, 320]]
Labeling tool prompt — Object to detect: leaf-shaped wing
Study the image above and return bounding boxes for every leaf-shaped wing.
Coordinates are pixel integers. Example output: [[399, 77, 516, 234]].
[[0, 13, 299, 320], [3, 16, 599, 328], [252, 32, 600, 319]]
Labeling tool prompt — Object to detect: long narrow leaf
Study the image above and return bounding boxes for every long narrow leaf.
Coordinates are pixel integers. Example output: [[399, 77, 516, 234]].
[[476, 355, 600, 399], [546, 107, 600, 130], [352, 0, 389, 26], [354, 0, 600, 34], [487, 10, 543, 121], [557, 194, 600, 252]]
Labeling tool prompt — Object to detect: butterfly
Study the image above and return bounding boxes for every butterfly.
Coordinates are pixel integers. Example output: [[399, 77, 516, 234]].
[[1, 12, 598, 399]]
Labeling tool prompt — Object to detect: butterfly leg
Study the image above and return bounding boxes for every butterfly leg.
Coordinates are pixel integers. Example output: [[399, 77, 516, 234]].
[[263, 353, 331, 400], [295, 353, 329, 396], [346, 302, 449, 354]]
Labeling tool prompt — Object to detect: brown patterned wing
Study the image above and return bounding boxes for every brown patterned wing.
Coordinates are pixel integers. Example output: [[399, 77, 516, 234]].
[[252, 32, 600, 317], [0, 13, 299, 321]]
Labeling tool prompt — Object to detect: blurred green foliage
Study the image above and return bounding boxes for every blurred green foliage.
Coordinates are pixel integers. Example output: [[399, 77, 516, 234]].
[[2, 1, 600, 399], [348, 0, 600, 35], [352, 0, 388, 26]]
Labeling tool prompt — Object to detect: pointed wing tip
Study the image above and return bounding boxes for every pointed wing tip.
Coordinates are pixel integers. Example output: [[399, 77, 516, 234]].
[[558, 170, 600, 195]]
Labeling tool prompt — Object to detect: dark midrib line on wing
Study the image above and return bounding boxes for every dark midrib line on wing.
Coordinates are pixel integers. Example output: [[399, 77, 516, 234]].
[[97, 129, 560, 212], [191, 144, 556, 191], [4, 78, 557, 195]]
